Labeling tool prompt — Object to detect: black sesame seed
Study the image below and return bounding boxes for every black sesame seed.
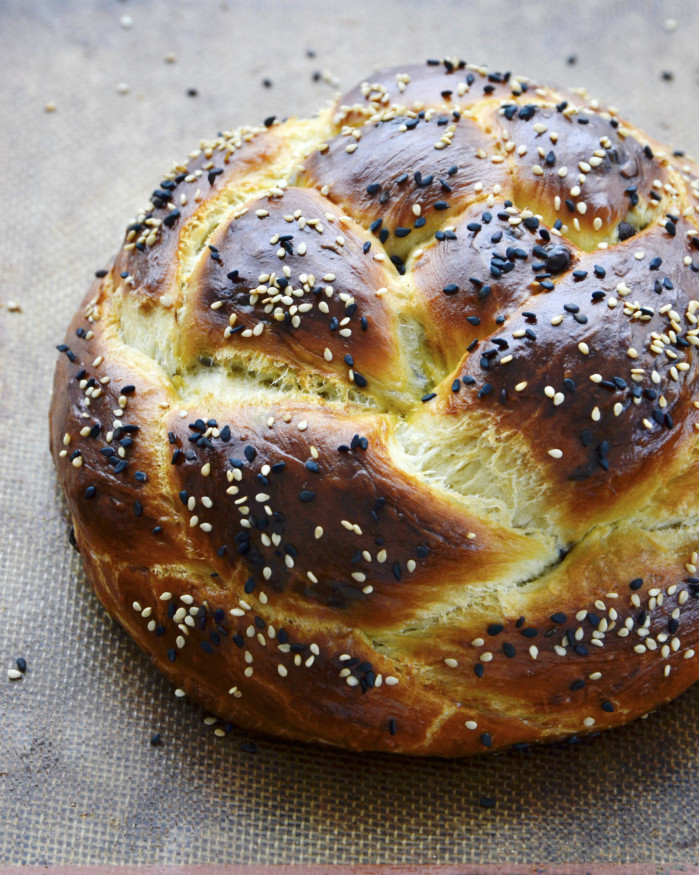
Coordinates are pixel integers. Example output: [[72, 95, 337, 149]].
[[390, 255, 406, 275], [618, 222, 636, 241]]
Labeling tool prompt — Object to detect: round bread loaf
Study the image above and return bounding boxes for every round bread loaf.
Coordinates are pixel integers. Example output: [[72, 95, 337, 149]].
[[50, 59, 699, 756]]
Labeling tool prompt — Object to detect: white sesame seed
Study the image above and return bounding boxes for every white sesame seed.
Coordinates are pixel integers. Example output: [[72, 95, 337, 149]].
[[384, 676, 399, 686], [444, 658, 458, 668], [548, 448, 563, 459]]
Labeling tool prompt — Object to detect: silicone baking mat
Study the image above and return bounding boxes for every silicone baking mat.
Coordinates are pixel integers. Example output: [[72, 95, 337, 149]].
[[1, 0, 698, 866]]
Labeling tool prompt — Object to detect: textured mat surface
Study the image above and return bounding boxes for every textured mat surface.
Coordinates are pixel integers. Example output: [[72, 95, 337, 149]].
[[1, 0, 698, 865]]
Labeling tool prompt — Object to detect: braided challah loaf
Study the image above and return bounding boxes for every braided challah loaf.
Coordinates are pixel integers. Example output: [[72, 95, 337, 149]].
[[50, 60, 699, 755]]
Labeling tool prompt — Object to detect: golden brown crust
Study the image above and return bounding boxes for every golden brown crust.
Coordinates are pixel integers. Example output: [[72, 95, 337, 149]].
[[49, 60, 699, 755]]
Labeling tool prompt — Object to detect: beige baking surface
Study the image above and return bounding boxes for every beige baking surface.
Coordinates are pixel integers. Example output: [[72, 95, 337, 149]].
[[1, 0, 698, 865]]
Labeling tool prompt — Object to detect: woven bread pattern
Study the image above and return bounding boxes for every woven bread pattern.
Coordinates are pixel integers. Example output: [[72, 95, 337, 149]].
[[50, 60, 699, 755]]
